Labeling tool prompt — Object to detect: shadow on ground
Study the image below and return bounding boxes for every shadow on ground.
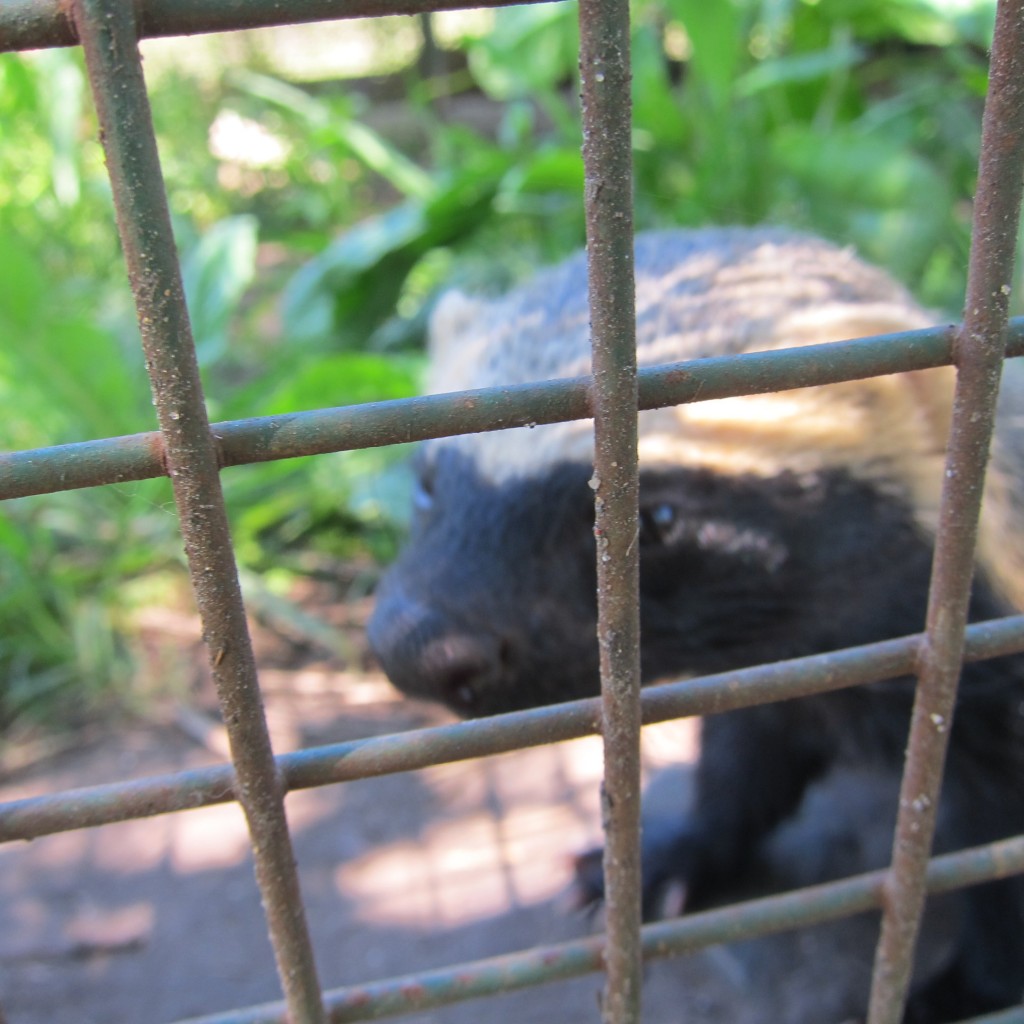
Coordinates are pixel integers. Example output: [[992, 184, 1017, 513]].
[[0, 668, 882, 1024]]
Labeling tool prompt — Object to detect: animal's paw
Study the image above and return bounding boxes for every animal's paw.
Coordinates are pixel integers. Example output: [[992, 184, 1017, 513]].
[[566, 767, 700, 920], [565, 845, 606, 915], [566, 836, 691, 921]]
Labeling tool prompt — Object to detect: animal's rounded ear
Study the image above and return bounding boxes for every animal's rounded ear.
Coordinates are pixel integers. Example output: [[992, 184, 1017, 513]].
[[428, 289, 487, 360]]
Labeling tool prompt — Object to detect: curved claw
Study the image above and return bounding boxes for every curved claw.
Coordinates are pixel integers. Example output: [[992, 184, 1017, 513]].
[[568, 834, 693, 921]]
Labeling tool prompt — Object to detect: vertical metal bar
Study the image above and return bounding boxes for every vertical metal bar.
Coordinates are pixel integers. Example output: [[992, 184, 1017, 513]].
[[577, 0, 641, 1021], [69, 2, 327, 1021], [867, 2, 1024, 1020]]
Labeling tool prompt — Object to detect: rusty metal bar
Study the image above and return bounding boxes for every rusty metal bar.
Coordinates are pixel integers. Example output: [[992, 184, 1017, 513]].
[[69, 1, 326, 1020], [576, 0, 641, 1015], [7, 318, 1019, 505], [959, 1012, 1024, 1024], [0, 0, 554, 53], [867, 1, 1024, 1020], [5, 615, 1024, 844], [168, 834, 1024, 1024]]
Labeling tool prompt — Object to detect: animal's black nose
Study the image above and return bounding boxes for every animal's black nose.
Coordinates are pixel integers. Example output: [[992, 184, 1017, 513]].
[[368, 592, 508, 715]]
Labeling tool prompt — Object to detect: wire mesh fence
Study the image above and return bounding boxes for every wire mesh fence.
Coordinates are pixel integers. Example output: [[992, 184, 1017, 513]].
[[1, 1, 1024, 1023]]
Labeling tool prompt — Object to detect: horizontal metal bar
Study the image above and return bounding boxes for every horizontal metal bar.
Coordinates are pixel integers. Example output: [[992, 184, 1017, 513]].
[[0, 0, 555, 53], [3, 321, 1023, 503], [169, 833, 1024, 1024], [4, 615, 1024, 844]]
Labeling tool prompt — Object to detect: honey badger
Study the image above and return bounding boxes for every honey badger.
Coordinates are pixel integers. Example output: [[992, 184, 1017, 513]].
[[367, 228, 1024, 1022]]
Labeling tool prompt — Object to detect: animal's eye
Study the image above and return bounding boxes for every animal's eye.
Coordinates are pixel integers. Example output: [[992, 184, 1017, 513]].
[[639, 502, 680, 545], [413, 473, 435, 513]]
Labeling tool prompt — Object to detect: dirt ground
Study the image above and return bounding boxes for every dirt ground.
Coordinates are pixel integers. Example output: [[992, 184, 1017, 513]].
[[0, 666, 692, 1024], [0, 599, 881, 1024]]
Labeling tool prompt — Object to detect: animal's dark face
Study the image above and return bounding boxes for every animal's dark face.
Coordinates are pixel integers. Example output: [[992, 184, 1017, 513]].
[[368, 447, 937, 717], [368, 449, 600, 716]]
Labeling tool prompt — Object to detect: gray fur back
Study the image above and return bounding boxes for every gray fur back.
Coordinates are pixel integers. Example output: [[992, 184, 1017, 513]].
[[424, 227, 1024, 608], [428, 228, 932, 392]]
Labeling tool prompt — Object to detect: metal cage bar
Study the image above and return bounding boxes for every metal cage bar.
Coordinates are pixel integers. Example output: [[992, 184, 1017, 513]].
[[5, 616, 1024, 842], [68, 0, 327, 1020], [161, 834, 1024, 1024], [577, 0, 643, 1015], [0, 0, 554, 53], [2, 0, 1024, 1022], [3, 322, 1024, 502], [867, 2, 1024, 1020]]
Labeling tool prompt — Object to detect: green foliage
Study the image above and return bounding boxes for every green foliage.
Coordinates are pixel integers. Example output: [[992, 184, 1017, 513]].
[[0, 0, 1012, 726], [182, 215, 259, 366], [467, 6, 579, 101], [279, 0, 997, 353], [221, 350, 423, 569], [282, 151, 511, 348], [0, 219, 174, 723], [617, 0, 990, 308]]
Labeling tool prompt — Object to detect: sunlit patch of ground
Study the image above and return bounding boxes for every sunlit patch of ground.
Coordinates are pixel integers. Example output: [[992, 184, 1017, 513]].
[[0, 663, 706, 1024]]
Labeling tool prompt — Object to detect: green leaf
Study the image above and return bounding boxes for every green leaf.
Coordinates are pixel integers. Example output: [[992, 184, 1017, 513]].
[[262, 352, 421, 414], [467, 5, 579, 100], [182, 215, 259, 366], [231, 70, 434, 199], [35, 50, 85, 206], [631, 21, 688, 150], [0, 225, 46, 330], [283, 151, 511, 347], [282, 203, 428, 343], [0, 229, 149, 446], [736, 40, 865, 97], [665, 0, 747, 108], [499, 147, 585, 197]]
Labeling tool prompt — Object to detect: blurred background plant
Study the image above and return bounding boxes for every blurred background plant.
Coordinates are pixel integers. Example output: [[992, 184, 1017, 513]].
[[0, 0, 1013, 731]]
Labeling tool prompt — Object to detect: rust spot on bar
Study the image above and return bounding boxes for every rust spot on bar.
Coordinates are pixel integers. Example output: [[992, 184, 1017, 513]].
[[663, 368, 693, 386]]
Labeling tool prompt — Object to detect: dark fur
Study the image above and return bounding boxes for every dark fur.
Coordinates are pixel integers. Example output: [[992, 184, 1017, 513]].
[[367, 230, 1024, 1022]]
